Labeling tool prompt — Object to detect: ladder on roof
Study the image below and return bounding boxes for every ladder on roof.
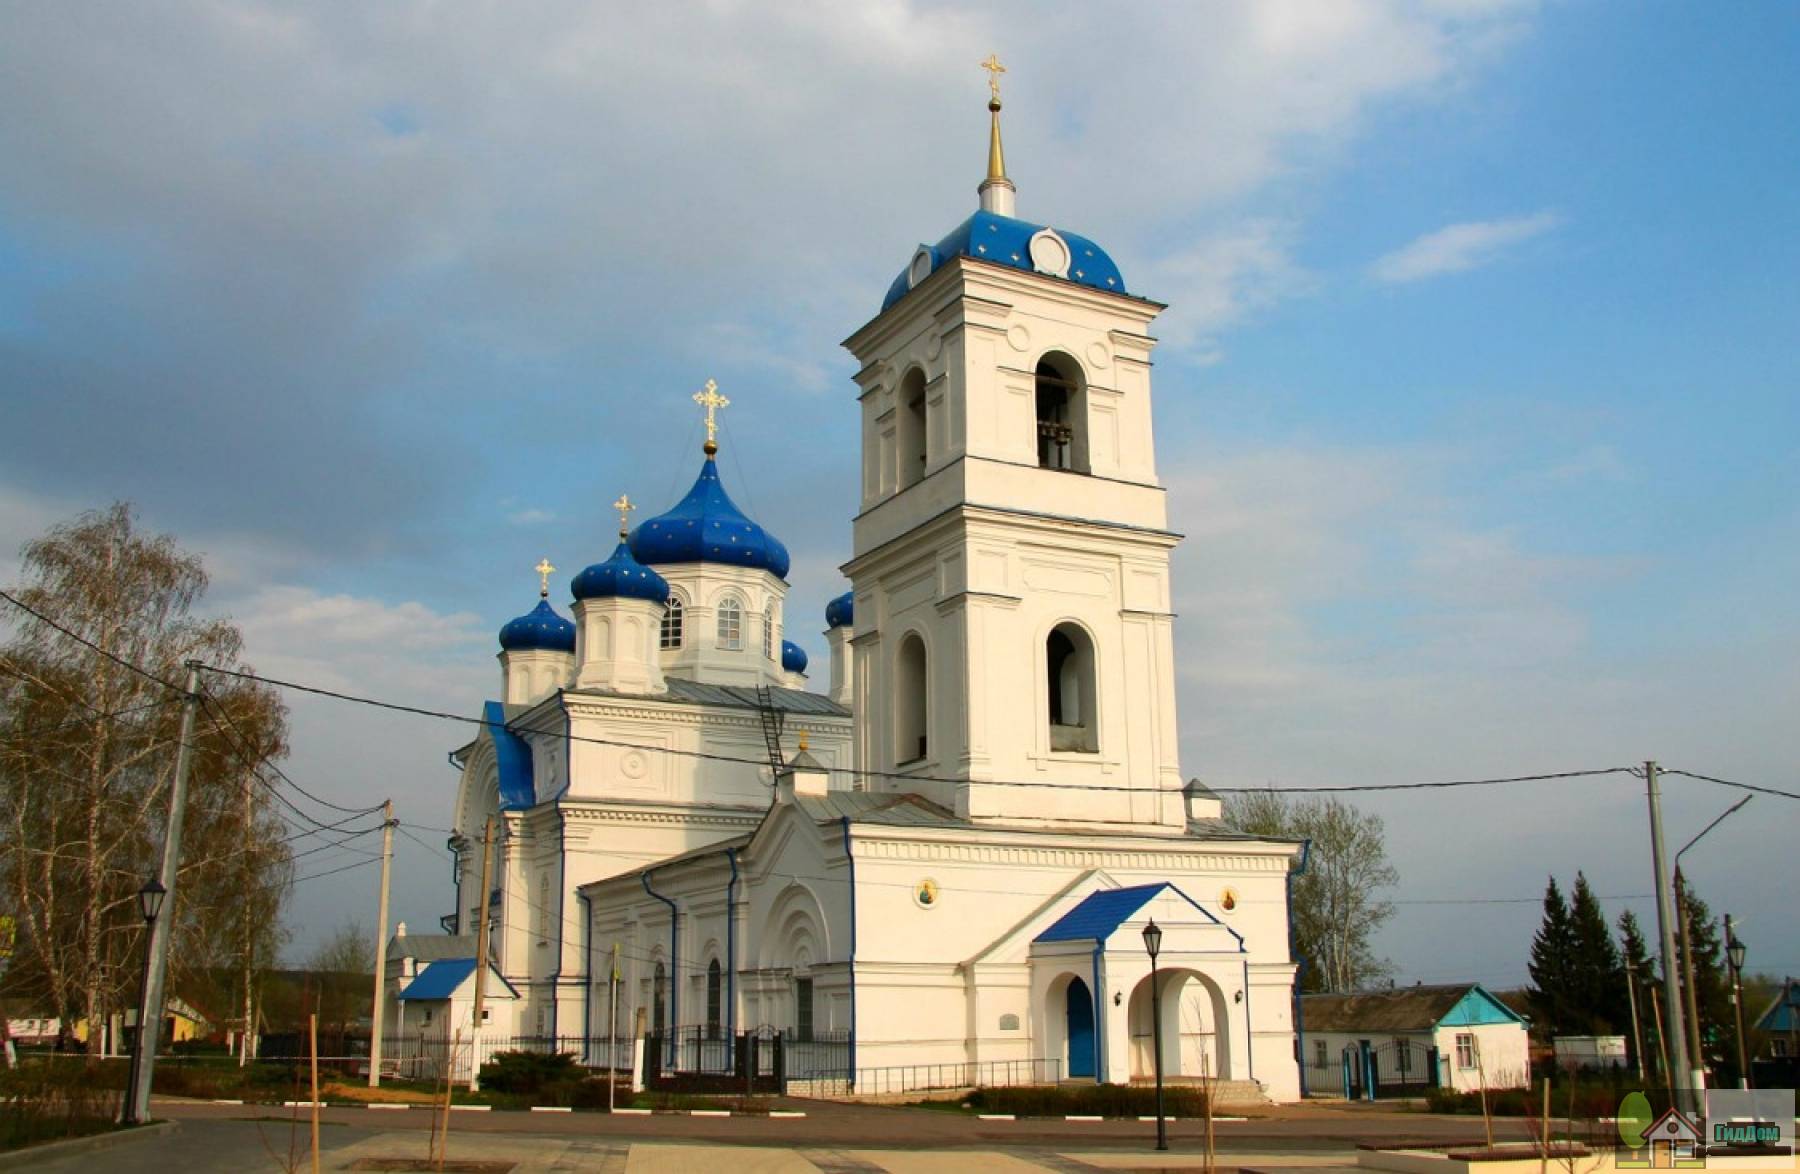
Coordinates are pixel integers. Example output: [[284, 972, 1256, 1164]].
[[755, 685, 785, 777]]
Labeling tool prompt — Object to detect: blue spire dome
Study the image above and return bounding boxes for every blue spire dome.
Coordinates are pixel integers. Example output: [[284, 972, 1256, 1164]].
[[630, 457, 791, 579], [571, 541, 671, 604], [781, 639, 808, 674], [825, 590, 854, 630], [498, 597, 576, 653], [881, 210, 1127, 313]]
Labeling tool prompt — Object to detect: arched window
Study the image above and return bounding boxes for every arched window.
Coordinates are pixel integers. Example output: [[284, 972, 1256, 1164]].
[[762, 610, 774, 660], [660, 594, 684, 650], [1035, 354, 1087, 472], [716, 596, 742, 650], [653, 962, 668, 1035], [897, 368, 928, 488], [1047, 623, 1098, 752], [706, 959, 723, 1039], [896, 633, 928, 765]]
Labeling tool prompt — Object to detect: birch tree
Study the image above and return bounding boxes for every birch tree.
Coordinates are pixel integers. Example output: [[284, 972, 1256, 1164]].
[[0, 503, 292, 1052], [1223, 789, 1398, 992]]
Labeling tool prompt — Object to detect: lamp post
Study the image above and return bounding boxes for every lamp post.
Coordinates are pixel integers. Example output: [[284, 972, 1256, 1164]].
[[1142, 919, 1167, 1152], [1725, 916, 1750, 1089], [1672, 793, 1751, 1095], [122, 877, 166, 1126]]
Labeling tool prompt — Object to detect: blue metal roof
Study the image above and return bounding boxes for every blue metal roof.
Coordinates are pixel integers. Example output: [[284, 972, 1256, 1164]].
[[882, 210, 1127, 312], [1035, 883, 1170, 943], [397, 957, 519, 1002], [397, 957, 477, 1001], [629, 457, 790, 579], [497, 597, 576, 653], [825, 589, 854, 630], [780, 639, 808, 674], [1756, 979, 1800, 1033], [571, 540, 671, 604], [483, 700, 536, 810]]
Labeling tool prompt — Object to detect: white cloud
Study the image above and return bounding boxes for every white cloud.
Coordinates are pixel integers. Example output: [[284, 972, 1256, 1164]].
[[1143, 220, 1317, 352], [507, 508, 555, 526], [1370, 211, 1560, 283]]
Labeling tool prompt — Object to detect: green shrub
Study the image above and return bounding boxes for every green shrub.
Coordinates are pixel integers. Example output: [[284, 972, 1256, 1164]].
[[936, 1084, 1210, 1119], [0, 1057, 119, 1151], [476, 1050, 581, 1095]]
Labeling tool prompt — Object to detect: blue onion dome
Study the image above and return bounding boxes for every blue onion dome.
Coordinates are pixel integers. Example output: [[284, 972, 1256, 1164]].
[[498, 597, 576, 653], [882, 210, 1126, 312], [825, 590, 854, 630], [781, 639, 808, 674], [629, 457, 791, 579], [571, 541, 671, 603]]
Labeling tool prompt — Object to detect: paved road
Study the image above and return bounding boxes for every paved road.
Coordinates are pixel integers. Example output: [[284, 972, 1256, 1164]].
[[10, 1100, 1532, 1172]]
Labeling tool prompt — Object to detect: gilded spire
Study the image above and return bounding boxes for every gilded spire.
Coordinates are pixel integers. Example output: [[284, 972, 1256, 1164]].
[[534, 558, 556, 598], [612, 494, 635, 539], [977, 54, 1016, 216]]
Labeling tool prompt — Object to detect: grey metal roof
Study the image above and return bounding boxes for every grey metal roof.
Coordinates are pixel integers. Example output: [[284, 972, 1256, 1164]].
[[794, 790, 965, 827], [566, 677, 850, 718], [1184, 777, 1219, 799], [387, 932, 476, 963]]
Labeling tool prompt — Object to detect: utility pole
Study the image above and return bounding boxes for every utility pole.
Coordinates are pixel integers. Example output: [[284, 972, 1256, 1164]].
[[367, 800, 395, 1087], [125, 661, 202, 1126], [1624, 959, 1648, 1083], [239, 758, 254, 1068], [608, 942, 620, 1112], [1676, 870, 1706, 1093], [469, 815, 496, 1089], [1644, 760, 1695, 1116]]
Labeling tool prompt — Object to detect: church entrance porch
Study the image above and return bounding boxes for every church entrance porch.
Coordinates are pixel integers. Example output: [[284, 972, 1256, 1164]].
[[1126, 967, 1230, 1082]]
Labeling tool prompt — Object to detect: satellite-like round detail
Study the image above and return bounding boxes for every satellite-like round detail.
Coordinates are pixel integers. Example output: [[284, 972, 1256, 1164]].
[[1028, 229, 1071, 279], [909, 246, 934, 288]]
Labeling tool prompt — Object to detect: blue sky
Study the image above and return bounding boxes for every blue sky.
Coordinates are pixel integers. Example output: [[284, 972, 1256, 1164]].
[[2, 3, 1795, 983]]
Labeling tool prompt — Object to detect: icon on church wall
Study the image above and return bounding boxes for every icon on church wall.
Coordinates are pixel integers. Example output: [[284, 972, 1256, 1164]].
[[914, 879, 940, 908], [1220, 888, 1238, 912]]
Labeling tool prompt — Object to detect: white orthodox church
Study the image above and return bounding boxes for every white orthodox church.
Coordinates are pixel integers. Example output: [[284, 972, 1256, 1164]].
[[407, 73, 1307, 1100]]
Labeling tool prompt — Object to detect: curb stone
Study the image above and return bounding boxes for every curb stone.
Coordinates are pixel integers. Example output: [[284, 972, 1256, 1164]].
[[0, 1120, 178, 1169]]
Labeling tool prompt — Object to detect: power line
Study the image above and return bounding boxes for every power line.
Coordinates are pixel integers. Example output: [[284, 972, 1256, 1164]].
[[1661, 768, 1800, 802], [194, 663, 1648, 799], [0, 588, 184, 692], [196, 684, 385, 817]]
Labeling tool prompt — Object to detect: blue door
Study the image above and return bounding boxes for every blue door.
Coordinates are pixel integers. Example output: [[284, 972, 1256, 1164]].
[[1066, 977, 1096, 1079]]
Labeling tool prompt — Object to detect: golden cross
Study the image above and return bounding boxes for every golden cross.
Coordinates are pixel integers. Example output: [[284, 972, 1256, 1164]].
[[692, 377, 730, 451], [980, 54, 1006, 102], [613, 493, 635, 537], [534, 558, 555, 597]]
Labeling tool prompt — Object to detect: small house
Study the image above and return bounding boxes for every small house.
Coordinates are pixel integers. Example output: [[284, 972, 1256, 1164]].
[[1640, 1106, 1703, 1168], [1301, 982, 1530, 1094]]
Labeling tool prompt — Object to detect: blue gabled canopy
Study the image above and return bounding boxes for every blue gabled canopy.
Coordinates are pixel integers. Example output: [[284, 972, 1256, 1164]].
[[483, 700, 535, 810], [397, 957, 519, 1002], [1036, 883, 1169, 943]]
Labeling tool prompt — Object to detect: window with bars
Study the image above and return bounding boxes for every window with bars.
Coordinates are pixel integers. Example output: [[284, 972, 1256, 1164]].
[[763, 611, 773, 659], [717, 597, 742, 650], [795, 976, 814, 1043], [660, 595, 684, 649], [706, 960, 722, 1039]]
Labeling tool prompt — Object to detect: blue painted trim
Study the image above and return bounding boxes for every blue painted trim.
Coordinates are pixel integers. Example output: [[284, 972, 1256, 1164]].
[[1243, 957, 1254, 1082], [1291, 837, 1312, 1096], [840, 818, 858, 1086], [1091, 941, 1107, 1083], [642, 869, 678, 1031], [725, 848, 740, 1041], [547, 808, 566, 1041], [482, 701, 536, 809], [576, 890, 592, 1047]]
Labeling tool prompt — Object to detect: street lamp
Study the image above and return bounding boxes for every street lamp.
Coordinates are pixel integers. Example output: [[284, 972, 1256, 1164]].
[[123, 877, 166, 1126], [1725, 916, 1750, 1089], [1142, 919, 1167, 1152], [1672, 794, 1751, 1094]]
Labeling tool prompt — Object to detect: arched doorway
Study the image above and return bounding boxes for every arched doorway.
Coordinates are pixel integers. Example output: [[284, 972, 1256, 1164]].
[[1127, 969, 1231, 1081], [1065, 976, 1096, 1079]]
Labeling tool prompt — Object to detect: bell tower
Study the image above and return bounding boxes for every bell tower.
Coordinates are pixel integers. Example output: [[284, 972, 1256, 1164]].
[[841, 61, 1184, 829]]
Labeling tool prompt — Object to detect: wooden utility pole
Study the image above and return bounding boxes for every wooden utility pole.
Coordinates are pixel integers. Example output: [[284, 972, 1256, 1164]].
[[1624, 960, 1648, 1082], [1676, 872, 1706, 1089], [308, 1012, 322, 1174], [367, 800, 395, 1087], [469, 816, 496, 1088]]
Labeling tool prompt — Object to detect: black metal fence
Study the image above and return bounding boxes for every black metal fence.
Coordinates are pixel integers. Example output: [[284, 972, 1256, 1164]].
[[642, 1025, 851, 1091], [1305, 1039, 1439, 1100]]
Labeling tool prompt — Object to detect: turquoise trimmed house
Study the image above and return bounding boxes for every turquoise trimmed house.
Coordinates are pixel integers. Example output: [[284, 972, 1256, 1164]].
[[1301, 983, 1530, 1095]]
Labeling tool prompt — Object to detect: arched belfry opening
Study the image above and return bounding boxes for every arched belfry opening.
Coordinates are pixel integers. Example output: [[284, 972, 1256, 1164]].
[[897, 367, 928, 488], [896, 632, 929, 765], [1035, 353, 1087, 472], [1047, 622, 1097, 752]]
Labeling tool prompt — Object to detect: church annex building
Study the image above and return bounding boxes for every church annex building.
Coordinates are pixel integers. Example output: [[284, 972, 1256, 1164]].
[[394, 72, 1308, 1101]]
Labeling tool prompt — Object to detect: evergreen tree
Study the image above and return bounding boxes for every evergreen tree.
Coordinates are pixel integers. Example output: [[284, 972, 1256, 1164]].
[[1568, 871, 1625, 1032], [1528, 876, 1577, 1035], [1674, 874, 1733, 1075], [1617, 909, 1657, 1075]]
